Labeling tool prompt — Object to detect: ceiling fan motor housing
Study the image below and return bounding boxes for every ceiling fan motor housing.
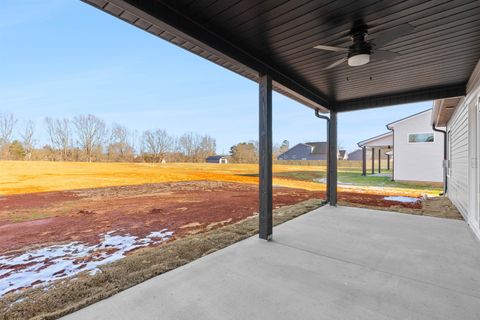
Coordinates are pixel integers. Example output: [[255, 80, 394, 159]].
[[348, 28, 371, 66]]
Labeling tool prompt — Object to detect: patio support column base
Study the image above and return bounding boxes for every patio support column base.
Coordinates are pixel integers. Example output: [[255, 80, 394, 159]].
[[259, 73, 272, 240]]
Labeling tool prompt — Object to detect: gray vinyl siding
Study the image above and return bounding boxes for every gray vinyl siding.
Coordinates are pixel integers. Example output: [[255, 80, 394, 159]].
[[447, 102, 469, 218]]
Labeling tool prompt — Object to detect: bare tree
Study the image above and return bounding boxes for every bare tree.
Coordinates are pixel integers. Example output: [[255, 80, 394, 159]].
[[273, 140, 289, 159], [45, 117, 71, 161], [197, 135, 216, 161], [73, 114, 106, 162], [21, 120, 36, 160], [108, 123, 133, 161], [178, 132, 197, 161], [141, 129, 173, 162], [178, 132, 216, 162], [0, 113, 17, 145]]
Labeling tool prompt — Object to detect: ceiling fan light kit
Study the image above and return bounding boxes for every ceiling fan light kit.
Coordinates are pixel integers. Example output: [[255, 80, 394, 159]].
[[348, 53, 370, 66]]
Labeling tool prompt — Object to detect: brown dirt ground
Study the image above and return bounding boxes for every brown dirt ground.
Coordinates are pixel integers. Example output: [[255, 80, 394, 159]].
[[0, 198, 323, 320], [0, 181, 456, 256], [339, 195, 462, 220], [0, 180, 442, 256], [0, 181, 317, 254]]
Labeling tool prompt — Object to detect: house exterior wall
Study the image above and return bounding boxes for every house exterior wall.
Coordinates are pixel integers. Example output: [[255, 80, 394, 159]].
[[391, 110, 444, 182], [446, 61, 480, 239], [447, 102, 469, 217]]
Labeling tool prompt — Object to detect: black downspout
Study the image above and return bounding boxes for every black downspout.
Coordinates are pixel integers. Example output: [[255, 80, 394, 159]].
[[315, 109, 330, 203], [432, 123, 447, 195]]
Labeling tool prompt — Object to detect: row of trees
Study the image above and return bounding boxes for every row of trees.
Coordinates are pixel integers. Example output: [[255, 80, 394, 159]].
[[0, 113, 291, 164], [229, 140, 289, 163], [0, 113, 216, 163]]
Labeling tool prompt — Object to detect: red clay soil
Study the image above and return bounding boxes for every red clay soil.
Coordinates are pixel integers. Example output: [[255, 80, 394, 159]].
[[0, 181, 420, 255], [337, 191, 422, 209], [0, 181, 315, 254]]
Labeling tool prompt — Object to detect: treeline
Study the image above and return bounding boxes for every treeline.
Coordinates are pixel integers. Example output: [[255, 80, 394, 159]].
[[0, 113, 216, 163], [228, 140, 289, 163]]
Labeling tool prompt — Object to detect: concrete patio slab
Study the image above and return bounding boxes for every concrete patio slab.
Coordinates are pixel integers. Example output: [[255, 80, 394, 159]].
[[63, 206, 480, 320]]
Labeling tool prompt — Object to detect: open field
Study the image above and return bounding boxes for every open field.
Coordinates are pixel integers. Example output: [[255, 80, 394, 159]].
[[0, 161, 441, 196], [0, 160, 449, 317]]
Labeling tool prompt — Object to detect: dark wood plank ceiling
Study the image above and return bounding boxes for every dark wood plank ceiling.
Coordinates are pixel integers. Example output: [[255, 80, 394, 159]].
[[83, 0, 480, 112]]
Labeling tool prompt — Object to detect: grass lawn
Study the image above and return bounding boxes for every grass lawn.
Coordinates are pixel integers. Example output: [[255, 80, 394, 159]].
[[248, 168, 443, 194]]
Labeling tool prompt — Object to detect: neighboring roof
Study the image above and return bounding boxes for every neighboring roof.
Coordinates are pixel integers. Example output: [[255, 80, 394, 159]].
[[386, 109, 431, 129], [347, 149, 362, 160], [83, 0, 475, 112], [305, 142, 327, 155], [338, 150, 346, 158], [432, 97, 462, 127], [206, 155, 227, 161], [357, 132, 393, 148]]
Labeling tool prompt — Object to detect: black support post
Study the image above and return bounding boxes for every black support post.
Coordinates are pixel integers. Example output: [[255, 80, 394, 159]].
[[371, 148, 375, 174], [378, 149, 381, 173], [362, 146, 366, 176], [314, 109, 330, 202], [259, 74, 273, 240], [387, 154, 390, 170], [328, 111, 337, 206]]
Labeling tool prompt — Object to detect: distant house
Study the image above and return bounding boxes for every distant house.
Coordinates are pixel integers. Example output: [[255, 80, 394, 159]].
[[348, 149, 367, 161], [357, 108, 443, 183], [277, 142, 346, 161], [338, 150, 347, 160], [206, 155, 228, 164], [386, 109, 443, 182]]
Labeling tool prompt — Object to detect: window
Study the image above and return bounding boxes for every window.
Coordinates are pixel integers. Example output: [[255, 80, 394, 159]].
[[408, 132, 434, 143]]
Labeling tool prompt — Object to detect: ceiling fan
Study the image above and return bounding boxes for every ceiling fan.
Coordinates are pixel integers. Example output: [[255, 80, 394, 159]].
[[314, 23, 414, 69]]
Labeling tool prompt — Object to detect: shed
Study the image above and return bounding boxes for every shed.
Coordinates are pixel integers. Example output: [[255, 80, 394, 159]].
[[206, 155, 228, 164]]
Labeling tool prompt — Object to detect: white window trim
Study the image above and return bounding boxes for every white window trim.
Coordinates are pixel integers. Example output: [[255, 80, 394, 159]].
[[407, 132, 435, 144]]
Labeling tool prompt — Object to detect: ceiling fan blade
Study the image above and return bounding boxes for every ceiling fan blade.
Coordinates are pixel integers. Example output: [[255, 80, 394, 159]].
[[324, 57, 347, 69], [372, 50, 400, 61], [314, 45, 349, 52], [371, 23, 414, 48]]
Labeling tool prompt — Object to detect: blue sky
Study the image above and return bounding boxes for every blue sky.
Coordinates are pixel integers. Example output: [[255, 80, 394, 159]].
[[0, 1, 431, 153]]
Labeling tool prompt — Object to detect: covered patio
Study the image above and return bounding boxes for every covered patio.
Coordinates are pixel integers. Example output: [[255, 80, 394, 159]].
[[357, 132, 393, 177], [64, 205, 480, 320], [81, 0, 479, 240], [66, 1, 480, 318]]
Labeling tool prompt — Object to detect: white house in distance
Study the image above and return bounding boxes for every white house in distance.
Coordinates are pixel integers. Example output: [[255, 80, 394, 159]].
[[358, 109, 444, 183], [386, 109, 444, 183], [432, 60, 480, 239]]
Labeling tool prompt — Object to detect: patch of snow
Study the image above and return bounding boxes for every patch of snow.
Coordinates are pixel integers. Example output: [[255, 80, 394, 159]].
[[383, 196, 420, 203], [0, 229, 173, 296]]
